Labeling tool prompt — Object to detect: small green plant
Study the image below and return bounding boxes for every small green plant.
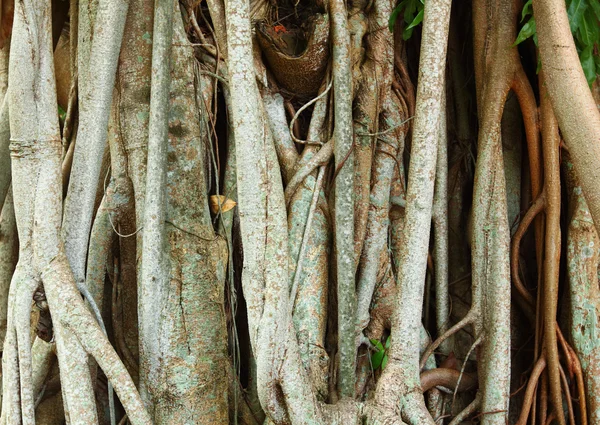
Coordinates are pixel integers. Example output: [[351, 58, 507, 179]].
[[58, 104, 67, 122], [388, 0, 425, 40], [515, 0, 600, 86], [369, 335, 391, 370]]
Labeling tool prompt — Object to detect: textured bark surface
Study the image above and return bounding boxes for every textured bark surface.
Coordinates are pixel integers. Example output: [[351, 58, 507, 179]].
[[533, 0, 600, 236], [0, 0, 599, 424]]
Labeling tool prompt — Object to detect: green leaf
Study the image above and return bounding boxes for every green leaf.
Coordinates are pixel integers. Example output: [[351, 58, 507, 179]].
[[513, 17, 536, 46], [585, 9, 600, 44], [404, 0, 418, 24], [385, 335, 391, 350], [521, 0, 533, 22], [403, 26, 415, 40], [580, 45, 597, 87], [577, 9, 599, 45], [370, 341, 385, 370], [567, 0, 588, 34], [536, 57, 542, 74], [575, 26, 586, 46], [389, 0, 408, 32], [406, 8, 424, 30], [382, 354, 389, 370], [389, 0, 423, 39], [590, 0, 600, 20]]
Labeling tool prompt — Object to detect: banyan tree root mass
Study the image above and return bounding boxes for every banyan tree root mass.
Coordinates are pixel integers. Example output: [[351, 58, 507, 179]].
[[0, 0, 599, 423]]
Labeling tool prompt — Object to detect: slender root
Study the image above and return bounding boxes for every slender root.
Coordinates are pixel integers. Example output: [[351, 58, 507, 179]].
[[540, 372, 549, 425], [540, 72, 565, 425], [570, 346, 588, 425], [545, 411, 556, 425], [61, 76, 79, 156], [559, 364, 575, 425], [515, 355, 546, 425], [511, 67, 542, 201], [556, 324, 574, 377], [510, 191, 545, 307], [452, 333, 482, 407], [288, 80, 332, 146], [289, 165, 326, 309], [283, 100, 301, 140], [284, 140, 333, 205], [420, 311, 476, 370], [447, 391, 481, 425]]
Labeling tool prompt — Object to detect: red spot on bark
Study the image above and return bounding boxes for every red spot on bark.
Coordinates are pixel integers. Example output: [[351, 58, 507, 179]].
[[273, 25, 287, 34]]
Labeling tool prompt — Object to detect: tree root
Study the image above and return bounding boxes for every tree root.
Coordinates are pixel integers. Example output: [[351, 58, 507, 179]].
[[510, 191, 545, 308], [420, 368, 477, 393], [330, 0, 357, 397], [420, 312, 476, 370], [284, 140, 333, 205], [447, 392, 481, 425], [515, 356, 546, 425], [533, 0, 600, 236]]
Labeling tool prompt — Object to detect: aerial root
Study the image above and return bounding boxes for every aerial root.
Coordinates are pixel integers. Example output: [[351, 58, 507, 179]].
[[289, 165, 326, 308], [419, 311, 476, 370], [447, 391, 481, 425], [510, 190, 545, 308], [559, 364, 575, 425], [419, 367, 477, 393], [452, 333, 482, 406], [555, 322, 588, 424], [515, 356, 546, 425], [284, 140, 333, 206], [570, 348, 587, 425]]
